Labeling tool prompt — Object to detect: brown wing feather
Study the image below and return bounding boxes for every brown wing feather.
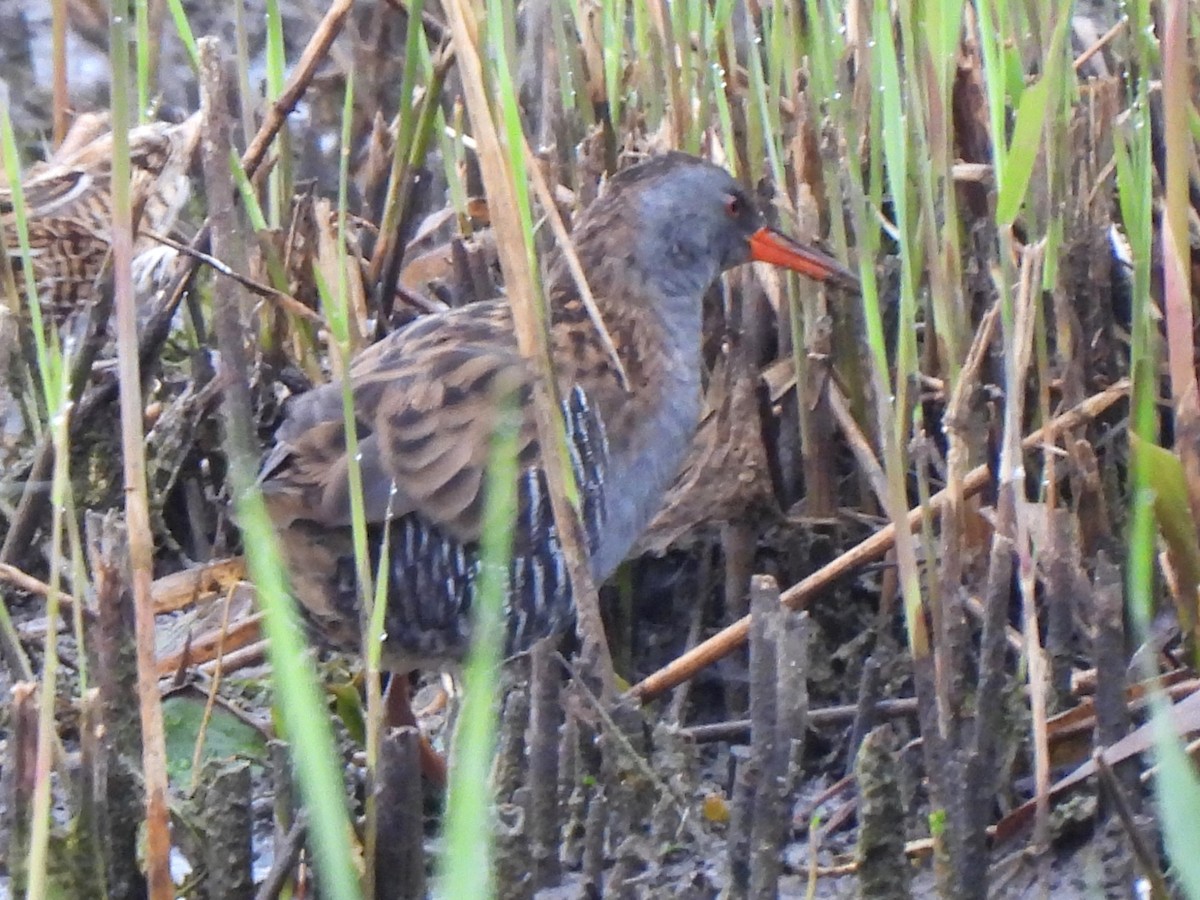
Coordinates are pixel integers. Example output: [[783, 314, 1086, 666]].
[[261, 301, 541, 544]]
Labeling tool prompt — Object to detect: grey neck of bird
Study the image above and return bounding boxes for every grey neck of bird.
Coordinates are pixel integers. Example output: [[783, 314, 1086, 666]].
[[646, 258, 722, 323], [650, 281, 710, 367], [556, 253, 711, 580]]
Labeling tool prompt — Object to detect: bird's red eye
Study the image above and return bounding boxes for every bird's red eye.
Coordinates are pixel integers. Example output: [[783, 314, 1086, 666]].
[[724, 194, 742, 217]]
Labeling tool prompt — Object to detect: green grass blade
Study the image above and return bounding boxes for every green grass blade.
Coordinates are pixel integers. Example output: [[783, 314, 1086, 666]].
[[1151, 696, 1200, 895], [993, 75, 1049, 226], [239, 495, 363, 900], [0, 102, 54, 412], [435, 395, 519, 900], [134, 0, 152, 120], [164, 0, 200, 70]]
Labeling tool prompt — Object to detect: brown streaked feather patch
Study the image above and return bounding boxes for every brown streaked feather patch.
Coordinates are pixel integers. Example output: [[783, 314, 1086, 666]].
[[263, 300, 545, 544]]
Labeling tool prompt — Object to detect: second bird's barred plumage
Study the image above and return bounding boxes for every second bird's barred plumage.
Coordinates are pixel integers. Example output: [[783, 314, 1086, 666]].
[[2, 114, 201, 319], [329, 384, 609, 666]]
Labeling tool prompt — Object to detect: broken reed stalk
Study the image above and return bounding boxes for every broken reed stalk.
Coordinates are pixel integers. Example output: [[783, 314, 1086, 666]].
[[374, 727, 426, 900], [936, 298, 1001, 738], [827, 379, 889, 507], [843, 656, 882, 781], [579, 781, 606, 893], [665, 551, 714, 725], [195, 760, 254, 900], [1011, 241, 1053, 876], [722, 519, 757, 717], [1091, 553, 1134, 781], [493, 802, 530, 900], [74, 691, 106, 895], [854, 726, 911, 899], [775, 606, 808, 798], [628, 378, 1131, 702], [50, 0, 67, 145], [726, 748, 756, 895], [748, 574, 782, 899], [86, 512, 151, 898], [527, 639, 563, 889], [1044, 512, 1080, 709], [197, 21, 258, 703], [109, 3, 172, 894], [6, 683, 37, 895], [555, 701, 587, 867], [492, 666, 531, 803]]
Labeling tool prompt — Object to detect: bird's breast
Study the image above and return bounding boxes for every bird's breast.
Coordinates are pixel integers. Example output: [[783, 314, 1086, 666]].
[[583, 359, 702, 579]]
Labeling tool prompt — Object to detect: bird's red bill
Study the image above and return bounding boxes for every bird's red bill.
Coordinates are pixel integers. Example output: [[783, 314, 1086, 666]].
[[749, 227, 859, 290]]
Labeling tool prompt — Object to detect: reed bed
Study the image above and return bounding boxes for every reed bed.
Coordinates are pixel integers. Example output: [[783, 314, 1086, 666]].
[[0, 1, 1196, 897]]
